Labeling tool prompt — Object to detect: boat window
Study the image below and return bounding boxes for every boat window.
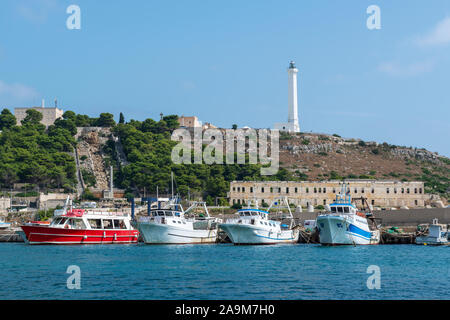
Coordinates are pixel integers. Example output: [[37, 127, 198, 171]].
[[343, 207, 350, 213], [182, 221, 186, 224], [68, 218, 84, 229], [178, 221, 182, 224], [330, 207, 337, 212], [102, 219, 114, 229], [260, 221, 263, 225], [52, 218, 61, 225], [58, 218, 67, 225], [113, 219, 126, 229], [244, 212, 251, 216], [165, 211, 173, 217], [337, 207, 343, 213], [66, 219, 74, 228], [88, 219, 102, 229]]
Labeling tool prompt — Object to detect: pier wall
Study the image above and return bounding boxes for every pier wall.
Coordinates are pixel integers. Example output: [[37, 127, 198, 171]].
[[215, 208, 449, 226]]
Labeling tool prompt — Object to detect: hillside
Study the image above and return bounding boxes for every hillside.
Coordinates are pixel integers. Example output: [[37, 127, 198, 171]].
[[0, 108, 447, 205], [278, 132, 449, 200]]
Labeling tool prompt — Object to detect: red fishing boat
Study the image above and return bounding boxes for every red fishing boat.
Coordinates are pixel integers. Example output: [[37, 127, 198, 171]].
[[19, 209, 139, 245]]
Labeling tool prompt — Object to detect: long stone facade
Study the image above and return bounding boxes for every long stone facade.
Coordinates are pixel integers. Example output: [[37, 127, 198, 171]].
[[229, 180, 433, 209]]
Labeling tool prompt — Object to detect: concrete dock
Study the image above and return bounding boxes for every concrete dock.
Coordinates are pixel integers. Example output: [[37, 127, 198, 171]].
[[0, 229, 23, 242]]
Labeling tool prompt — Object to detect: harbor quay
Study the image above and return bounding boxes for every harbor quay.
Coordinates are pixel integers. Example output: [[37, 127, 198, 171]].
[[212, 208, 450, 227]]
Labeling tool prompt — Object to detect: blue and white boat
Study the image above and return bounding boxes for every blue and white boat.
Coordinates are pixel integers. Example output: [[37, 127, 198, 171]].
[[219, 198, 300, 245], [316, 184, 380, 246]]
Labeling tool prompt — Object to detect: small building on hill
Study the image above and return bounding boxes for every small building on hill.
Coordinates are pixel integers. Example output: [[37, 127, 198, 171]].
[[14, 100, 63, 127], [178, 116, 201, 128]]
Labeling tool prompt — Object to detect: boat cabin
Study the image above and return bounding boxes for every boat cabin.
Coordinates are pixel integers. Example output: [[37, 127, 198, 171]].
[[49, 210, 132, 230], [149, 209, 183, 218], [237, 209, 269, 220], [231, 209, 283, 229], [329, 203, 357, 214]]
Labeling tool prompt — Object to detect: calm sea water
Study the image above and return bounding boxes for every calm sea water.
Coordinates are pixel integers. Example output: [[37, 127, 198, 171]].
[[0, 243, 448, 300]]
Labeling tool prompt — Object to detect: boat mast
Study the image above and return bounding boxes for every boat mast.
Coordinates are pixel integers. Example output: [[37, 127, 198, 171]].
[[171, 171, 174, 200]]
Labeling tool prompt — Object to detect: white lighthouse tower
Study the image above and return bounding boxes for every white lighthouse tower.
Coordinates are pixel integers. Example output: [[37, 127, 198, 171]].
[[274, 61, 300, 133]]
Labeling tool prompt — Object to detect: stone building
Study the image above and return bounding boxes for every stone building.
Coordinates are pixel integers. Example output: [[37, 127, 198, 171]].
[[0, 198, 11, 213], [228, 180, 431, 209], [178, 116, 201, 128], [14, 100, 63, 127]]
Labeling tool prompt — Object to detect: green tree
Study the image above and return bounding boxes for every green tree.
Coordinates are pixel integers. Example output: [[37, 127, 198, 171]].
[[21, 109, 43, 125], [162, 115, 179, 130], [232, 124, 238, 130], [0, 108, 16, 130], [95, 113, 116, 127], [62, 110, 76, 121], [119, 112, 125, 124]]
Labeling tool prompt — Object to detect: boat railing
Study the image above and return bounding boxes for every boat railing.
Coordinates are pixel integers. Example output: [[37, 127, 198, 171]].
[[138, 216, 166, 224], [137, 216, 153, 223], [224, 218, 258, 225], [69, 210, 130, 217]]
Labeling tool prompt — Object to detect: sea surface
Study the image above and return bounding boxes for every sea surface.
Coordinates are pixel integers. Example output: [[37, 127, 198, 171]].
[[0, 243, 448, 300]]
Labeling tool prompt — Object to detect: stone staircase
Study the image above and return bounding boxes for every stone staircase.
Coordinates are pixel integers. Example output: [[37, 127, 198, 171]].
[[75, 128, 111, 192]]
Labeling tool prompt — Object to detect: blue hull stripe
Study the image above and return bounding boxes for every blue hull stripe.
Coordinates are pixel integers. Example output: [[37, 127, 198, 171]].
[[348, 224, 372, 239], [346, 231, 370, 241]]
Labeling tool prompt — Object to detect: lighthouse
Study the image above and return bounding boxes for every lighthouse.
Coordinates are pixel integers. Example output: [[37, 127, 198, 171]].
[[274, 61, 300, 133]]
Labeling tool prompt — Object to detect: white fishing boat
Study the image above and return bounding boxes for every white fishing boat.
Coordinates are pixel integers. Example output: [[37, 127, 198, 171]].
[[219, 198, 300, 245], [416, 219, 449, 246], [136, 200, 221, 244], [316, 183, 381, 245]]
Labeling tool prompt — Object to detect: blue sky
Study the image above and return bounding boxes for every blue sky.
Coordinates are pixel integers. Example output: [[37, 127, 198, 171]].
[[0, 0, 449, 156]]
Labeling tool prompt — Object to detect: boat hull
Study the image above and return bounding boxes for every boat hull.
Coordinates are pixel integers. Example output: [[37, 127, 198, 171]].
[[415, 236, 449, 246], [137, 222, 218, 244], [317, 215, 379, 246], [0, 223, 11, 229], [219, 223, 299, 245], [19, 225, 139, 245]]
